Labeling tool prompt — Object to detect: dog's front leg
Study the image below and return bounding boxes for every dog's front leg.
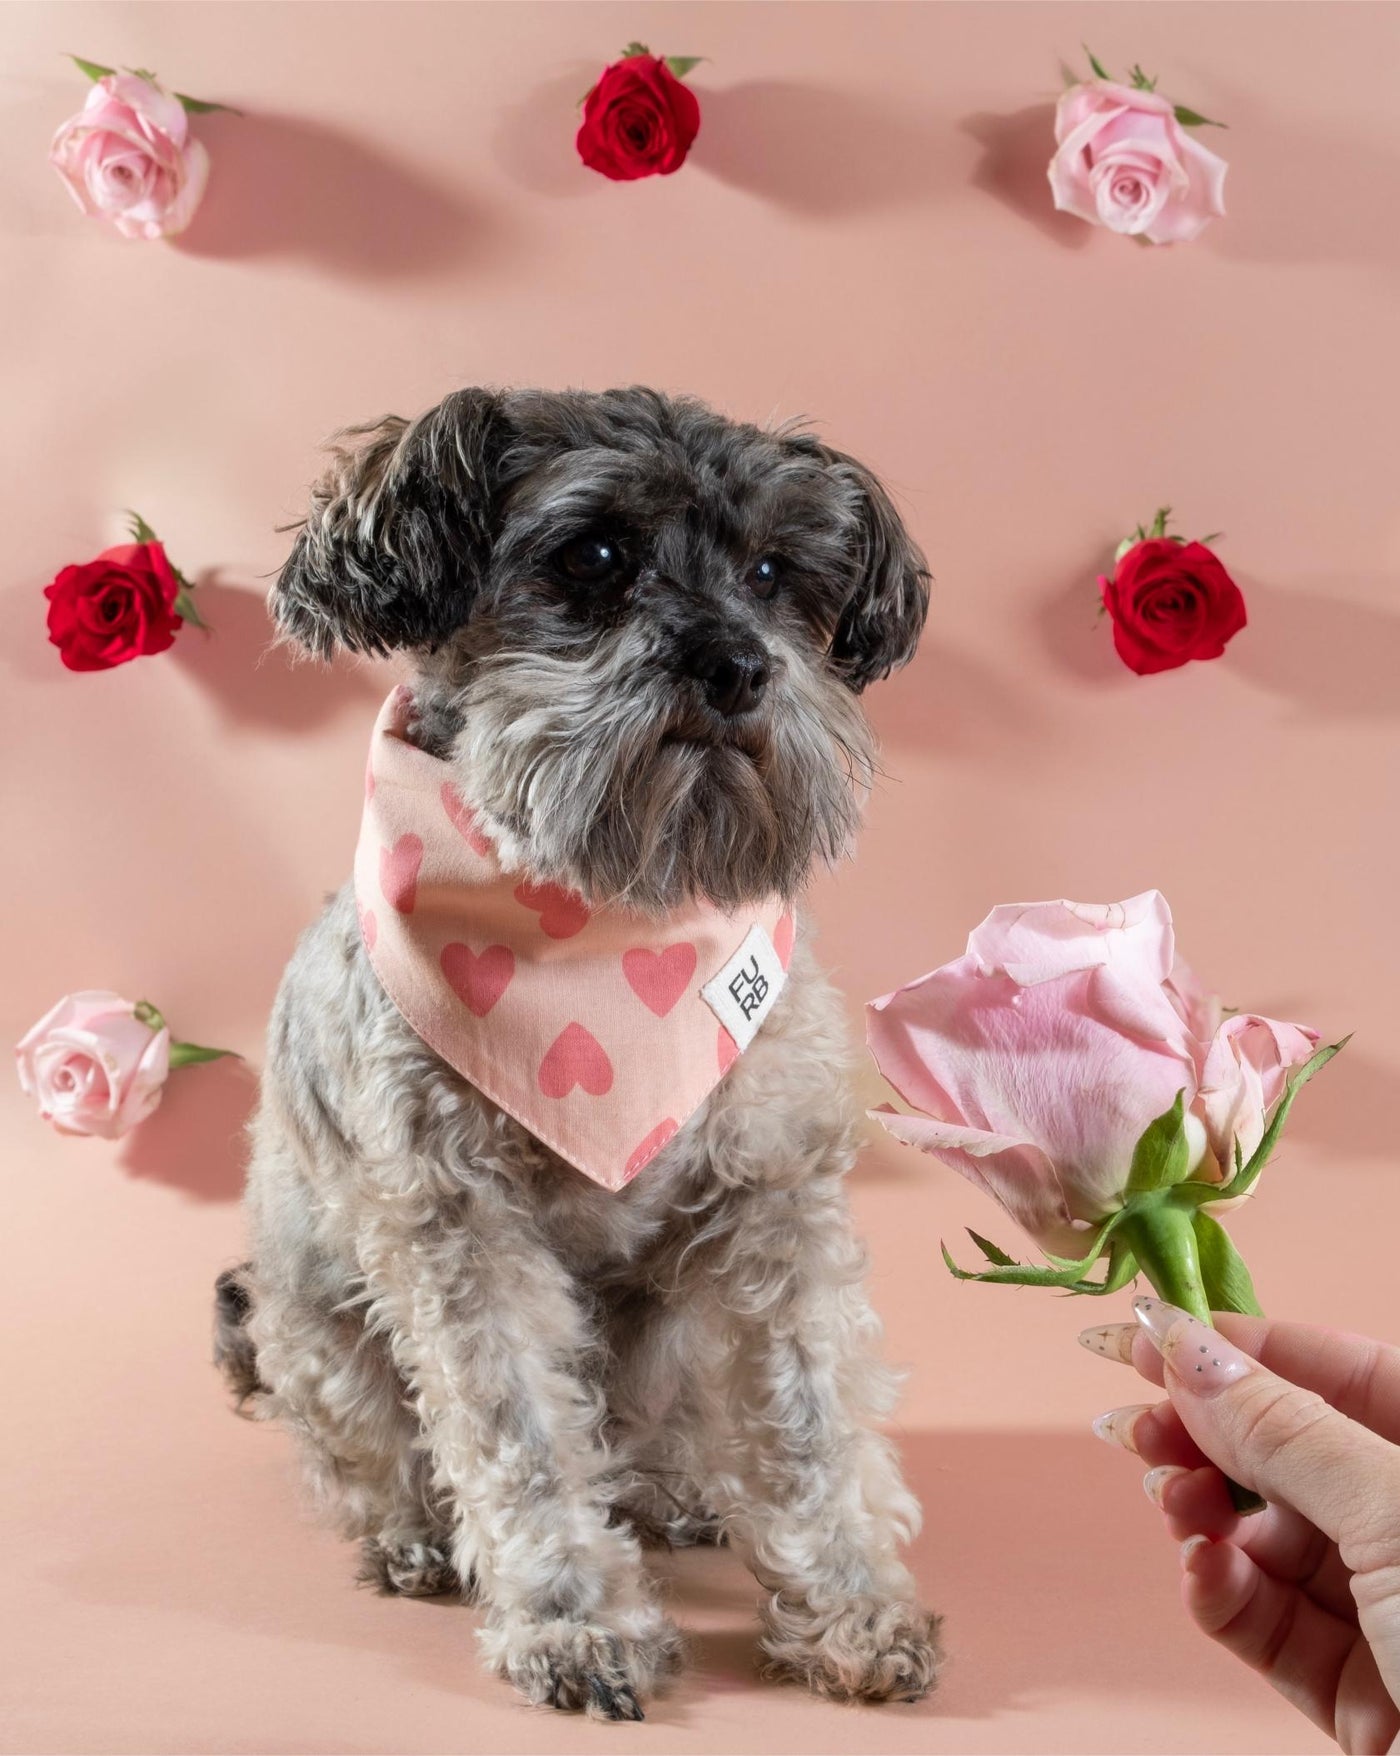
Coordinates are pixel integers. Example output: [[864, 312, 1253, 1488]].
[[707, 1176, 942, 1703], [355, 1192, 681, 1719]]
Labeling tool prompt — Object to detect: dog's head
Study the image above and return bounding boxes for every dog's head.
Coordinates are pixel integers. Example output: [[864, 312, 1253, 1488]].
[[274, 387, 928, 912]]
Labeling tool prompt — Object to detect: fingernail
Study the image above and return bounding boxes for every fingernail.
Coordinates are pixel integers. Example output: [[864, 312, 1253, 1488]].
[[1180, 1533, 1213, 1568], [1133, 1297, 1255, 1395], [1091, 1403, 1154, 1453], [1143, 1464, 1188, 1509], [1078, 1321, 1139, 1363], [1132, 1295, 1197, 1350]]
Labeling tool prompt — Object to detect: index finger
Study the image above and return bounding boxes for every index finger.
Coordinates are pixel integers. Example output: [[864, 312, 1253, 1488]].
[[1120, 1315, 1400, 1445], [1139, 1299, 1400, 1566]]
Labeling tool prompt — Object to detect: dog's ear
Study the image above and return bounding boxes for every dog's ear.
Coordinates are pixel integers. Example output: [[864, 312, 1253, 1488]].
[[272, 388, 508, 657], [789, 438, 930, 692]]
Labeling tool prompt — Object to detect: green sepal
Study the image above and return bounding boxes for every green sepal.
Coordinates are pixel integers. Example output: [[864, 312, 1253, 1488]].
[[1128, 62, 1158, 92], [1212, 1038, 1350, 1204], [663, 56, 704, 80], [172, 575, 209, 631], [133, 999, 167, 1033], [1125, 1090, 1191, 1195], [126, 509, 159, 546], [621, 40, 651, 58], [68, 54, 116, 81], [968, 1229, 1018, 1268], [169, 1041, 240, 1069], [1149, 506, 1172, 539], [1193, 1210, 1262, 1317], [1174, 104, 1226, 130], [1083, 45, 1112, 81], [943, 1210, 1127, 1291], [174, 93, 242, 116]]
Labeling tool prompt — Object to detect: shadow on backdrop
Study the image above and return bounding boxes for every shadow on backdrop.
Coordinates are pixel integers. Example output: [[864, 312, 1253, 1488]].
[[174, 112, 495, 278], [67, 1426, 1255, 1729], [492, 62, 609, 198], [694, 81, 958, 215], [119, 1052, 254, 1203], [1035, 545, 1131, 686], [171, 574, 389, 732], [870, 638, 1045, 761], [960, 105, 1091, 249], [1229, 576, 1400, 722]]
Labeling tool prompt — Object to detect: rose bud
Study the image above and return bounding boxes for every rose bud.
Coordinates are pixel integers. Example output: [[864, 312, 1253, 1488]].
[[1048, 60, 1227, 245], [43, 514, 206, 673], [1099, 511, 1247, 676], [577, 46, 701, 181], [16, 993, 236, 1140], [867, 892, 1344, 1519], [51, 70, 210, 240], [866, 892, 1329, 1283]]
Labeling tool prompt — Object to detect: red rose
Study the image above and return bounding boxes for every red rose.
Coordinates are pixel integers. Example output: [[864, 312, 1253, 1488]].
[[44, 541, 184, 672], [576, 53, 701, 181], [1099, 537, 1247, 676]]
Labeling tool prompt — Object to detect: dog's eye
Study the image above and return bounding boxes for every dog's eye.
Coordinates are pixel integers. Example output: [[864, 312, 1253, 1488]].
[[748, 557, 782, 601], [556, 533, 628, 587]]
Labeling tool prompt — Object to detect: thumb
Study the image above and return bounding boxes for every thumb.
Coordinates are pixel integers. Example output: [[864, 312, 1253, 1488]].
[[1135, 1297, 1400, 1568]]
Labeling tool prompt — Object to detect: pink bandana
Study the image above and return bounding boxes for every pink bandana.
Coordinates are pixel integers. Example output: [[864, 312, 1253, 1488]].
[[354, 689, 794, 1191]]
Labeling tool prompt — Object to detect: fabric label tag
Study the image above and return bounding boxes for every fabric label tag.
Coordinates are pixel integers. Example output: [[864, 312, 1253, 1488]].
[[701, 921, 787, 1051]]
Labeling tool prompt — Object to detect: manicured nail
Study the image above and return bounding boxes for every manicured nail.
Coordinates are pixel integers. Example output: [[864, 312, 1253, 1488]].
[[1143, 1464, 1188, 1509], [1133, 1296, 1255, 1395], [1091, 1403, 1154, 1453], [1132, 1296, 1197, 1349], [1180, 1533, 1213, 1568], [1078, 1321, 1138, 1363]]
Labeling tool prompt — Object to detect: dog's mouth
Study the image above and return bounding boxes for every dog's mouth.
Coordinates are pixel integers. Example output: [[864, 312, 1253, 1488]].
[[659, 716, 769, 763]]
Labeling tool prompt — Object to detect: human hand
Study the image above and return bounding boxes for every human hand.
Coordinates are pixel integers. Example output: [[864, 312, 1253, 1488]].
[[1080, 1298, 1400, 1754]]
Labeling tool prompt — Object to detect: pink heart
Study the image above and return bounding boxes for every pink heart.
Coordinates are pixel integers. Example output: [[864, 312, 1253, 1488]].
[[440, 942, 515, 1018], [625, 1118, 678, 1181], [622, 943, 697, 1017], [441, 782, 493, 858], [358, 903, 378, 952], [717, 1026, 738, 1073], [515, 880, 591, 941], [380, 834, 424, 914], [538, 1023, 613, 1099], [773, 911, 795, 971]]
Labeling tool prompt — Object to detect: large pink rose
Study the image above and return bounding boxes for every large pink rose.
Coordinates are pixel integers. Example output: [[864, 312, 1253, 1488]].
[[866, 894, 1316, 1257], [1048, 80, 1226, 245], [16, 991, 170, 1138], [51, 73, 209, 240]]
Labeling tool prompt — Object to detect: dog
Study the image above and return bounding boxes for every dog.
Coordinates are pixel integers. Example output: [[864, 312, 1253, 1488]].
[[217, 385, 939, 1719]]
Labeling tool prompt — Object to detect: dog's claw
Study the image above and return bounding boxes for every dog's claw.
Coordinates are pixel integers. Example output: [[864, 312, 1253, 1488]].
[[586, 1675, 644, 1721]]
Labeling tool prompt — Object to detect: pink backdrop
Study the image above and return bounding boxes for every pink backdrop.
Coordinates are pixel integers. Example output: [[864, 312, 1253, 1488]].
[[4, 4, 1398, 1752]]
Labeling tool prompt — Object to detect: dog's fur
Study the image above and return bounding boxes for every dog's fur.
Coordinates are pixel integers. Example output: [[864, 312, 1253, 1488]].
[[220, 386, 939, 1718]]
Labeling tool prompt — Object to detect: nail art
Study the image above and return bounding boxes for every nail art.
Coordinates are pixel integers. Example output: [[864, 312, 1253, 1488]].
[[1078, 1321, 1138, 1364], [1090, 1403, 1154, 1453], [1142, 1464, 1188, 1509], [1132, 1295, 1194, 1349], [1133, 1296, 1255, 1393]]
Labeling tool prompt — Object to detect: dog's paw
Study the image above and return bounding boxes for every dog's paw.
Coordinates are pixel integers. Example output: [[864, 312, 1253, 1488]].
[[358, 1535, 462, 1599], [760, 1592, 942, 1704], [482, 1613, 684, 1719]]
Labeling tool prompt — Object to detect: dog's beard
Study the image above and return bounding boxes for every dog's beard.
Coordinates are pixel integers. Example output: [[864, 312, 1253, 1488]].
[[452, 634, 873, 914]]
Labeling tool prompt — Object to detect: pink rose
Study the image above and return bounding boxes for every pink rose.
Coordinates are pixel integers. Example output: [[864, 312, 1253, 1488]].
[[16, 991, 170, 1139], [866, 893, 1317, 1258], [1048, 79, 1226, 245], [51, 73, 209, 240]]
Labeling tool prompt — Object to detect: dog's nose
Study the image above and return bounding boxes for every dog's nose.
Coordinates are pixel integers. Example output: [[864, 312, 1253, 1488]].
[[691, 644, 771, 718]]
